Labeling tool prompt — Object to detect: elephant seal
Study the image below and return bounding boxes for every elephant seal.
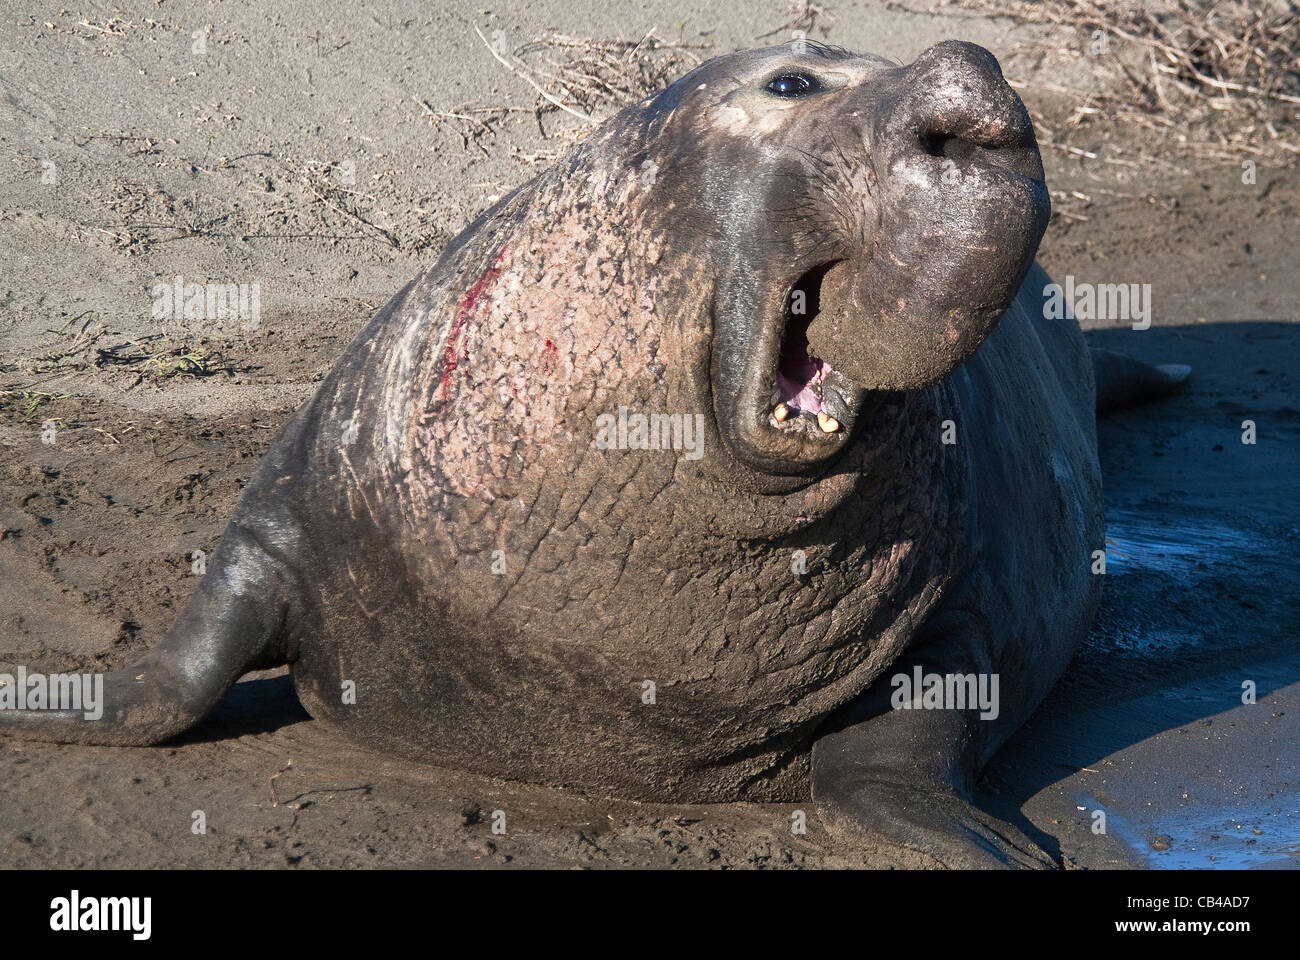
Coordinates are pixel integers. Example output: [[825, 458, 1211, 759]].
[[2, 40, 1186, 867]]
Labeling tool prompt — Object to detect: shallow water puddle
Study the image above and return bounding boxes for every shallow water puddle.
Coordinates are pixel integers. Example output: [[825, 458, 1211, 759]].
[[1062, 652, 1300, 871], [1082, 795, 1300, 869], [1092, 508, 1275, 656], [1104, 510, 1264, 578]]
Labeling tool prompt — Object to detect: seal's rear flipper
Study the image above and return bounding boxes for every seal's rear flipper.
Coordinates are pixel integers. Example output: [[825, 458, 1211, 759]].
[[0, 521, 289, 746], [1091, 348, 1191, 414]]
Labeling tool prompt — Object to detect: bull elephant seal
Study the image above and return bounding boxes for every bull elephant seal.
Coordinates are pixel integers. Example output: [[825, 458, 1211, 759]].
[[2, 40, 1186, 867]]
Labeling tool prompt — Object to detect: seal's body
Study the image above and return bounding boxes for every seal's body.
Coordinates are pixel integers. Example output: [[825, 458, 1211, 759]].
[[3, 41, 1185, 867]]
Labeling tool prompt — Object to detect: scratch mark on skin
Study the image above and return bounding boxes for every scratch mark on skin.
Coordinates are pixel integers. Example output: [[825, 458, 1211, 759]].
[[346, 559, 383, 618], [338, 445, 377, 524], [436, 248, 510, 407]]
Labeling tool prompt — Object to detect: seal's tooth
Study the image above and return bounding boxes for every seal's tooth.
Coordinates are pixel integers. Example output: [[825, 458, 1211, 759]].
[[773, 403, 790, 422], [817, 412, 840, 433]]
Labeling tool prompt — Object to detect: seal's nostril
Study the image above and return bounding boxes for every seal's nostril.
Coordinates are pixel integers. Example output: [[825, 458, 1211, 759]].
[[919, 133, 950, 158], [904, 93, 1035, 167], [918, 130, 985, 165]]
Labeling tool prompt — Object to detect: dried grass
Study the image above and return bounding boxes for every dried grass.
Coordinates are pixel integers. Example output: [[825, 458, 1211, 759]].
[[441, 27, 711, 161], [940, 0, 1300, 165], [512, 31, 710, 116]]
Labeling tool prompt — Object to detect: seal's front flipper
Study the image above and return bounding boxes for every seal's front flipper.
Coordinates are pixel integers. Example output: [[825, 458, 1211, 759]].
[[0, 520, 291, 746], [814, 772, 1054, 869], [812, 659, 1056, 869], [1091, 348, 1190, 414]]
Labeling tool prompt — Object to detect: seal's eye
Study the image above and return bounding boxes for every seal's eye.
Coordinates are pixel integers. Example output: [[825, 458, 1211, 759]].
[[765, 72, 821, 98]]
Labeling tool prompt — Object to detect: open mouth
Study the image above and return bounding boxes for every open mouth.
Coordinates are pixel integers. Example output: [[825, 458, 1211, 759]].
[[710, 258, 869, 477], [769, 262, 854, 437]]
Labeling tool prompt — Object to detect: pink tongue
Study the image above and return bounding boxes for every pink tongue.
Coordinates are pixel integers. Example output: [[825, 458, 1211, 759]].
[[779, 357, 832, 414]]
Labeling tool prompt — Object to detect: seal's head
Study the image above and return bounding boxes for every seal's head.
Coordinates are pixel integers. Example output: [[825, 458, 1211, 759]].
[[635, 40, 1050, 476]]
